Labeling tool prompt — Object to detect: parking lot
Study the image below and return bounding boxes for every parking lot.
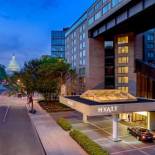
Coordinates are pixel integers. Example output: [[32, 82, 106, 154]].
[[52, 111, 155, 155]]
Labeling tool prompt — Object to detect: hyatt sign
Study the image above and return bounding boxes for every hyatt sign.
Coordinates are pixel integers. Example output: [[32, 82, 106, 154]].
[[98, 106, 118, 113]]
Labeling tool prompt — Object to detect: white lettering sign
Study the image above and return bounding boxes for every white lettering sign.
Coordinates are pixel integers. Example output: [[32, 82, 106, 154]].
[[98, 106, 118, 113]]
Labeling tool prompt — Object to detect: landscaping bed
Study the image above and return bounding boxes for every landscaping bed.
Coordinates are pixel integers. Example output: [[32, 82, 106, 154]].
[[38, 100, 73, 113], [57, 118, 72, 131], [70, 130, 109, 155], [57, 117, 109, 155]]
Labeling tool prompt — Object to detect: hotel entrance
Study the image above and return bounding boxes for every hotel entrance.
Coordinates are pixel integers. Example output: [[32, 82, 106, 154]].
[[119, 112, 148, 128]]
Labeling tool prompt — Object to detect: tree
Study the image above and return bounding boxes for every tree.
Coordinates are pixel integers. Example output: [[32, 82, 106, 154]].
[[0, 65, 7, 81], [10, 57, 76, 107]]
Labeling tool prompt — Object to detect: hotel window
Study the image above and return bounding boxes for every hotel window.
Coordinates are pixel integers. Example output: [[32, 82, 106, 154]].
[[103, 2, 111, 14], [80, 35, 82, 41], [83, 50, 86, 57], [80, 52, 82, 58], [74, 40, 76, 45], [73, 32, 76, 37], [147, 43, 154, 49], [95, 0, 102, 10], [112, 0, 122, 7], [118, 67, 128, 74], [79, 68, 86, 76], [118, 46, 128, 54], [118, 36, 128, 44], [118, 77, 128, 84], [83, 59, 86, 65], [83, 42, 86, 48], [118, 57, 128, 64], [80, 26, 83, 33], [118, 87, 129, 93], [82, 25, 85, 31], [103, 0, 107, 4], [147, 34, 154, 41], [95, 10, 102, 21], [73, 47, 76, 52], [83, 33, 86, 39], [80, 43, 83, 50], [148, 51, 154, 58], [88, 17, 94, 25], [88, 7, 94, 17]]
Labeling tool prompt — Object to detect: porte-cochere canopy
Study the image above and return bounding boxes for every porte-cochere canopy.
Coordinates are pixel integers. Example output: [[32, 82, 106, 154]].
[[60, 89, 155, 116]]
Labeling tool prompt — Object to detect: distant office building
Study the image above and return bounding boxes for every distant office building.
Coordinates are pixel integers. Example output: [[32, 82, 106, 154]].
[[51, 28, 69, 58], [144, 29, 155, 64]]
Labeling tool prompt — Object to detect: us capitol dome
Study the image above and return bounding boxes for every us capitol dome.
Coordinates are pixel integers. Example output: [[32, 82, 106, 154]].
[[7, 55, 20, 73]]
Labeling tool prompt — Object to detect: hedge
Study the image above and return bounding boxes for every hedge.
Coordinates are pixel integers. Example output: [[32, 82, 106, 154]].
[[70, 129, 109, 155], [57, 118, 72, 131]]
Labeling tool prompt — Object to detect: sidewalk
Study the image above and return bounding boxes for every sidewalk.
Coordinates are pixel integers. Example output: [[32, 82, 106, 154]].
[[27, 100, 87, 155]]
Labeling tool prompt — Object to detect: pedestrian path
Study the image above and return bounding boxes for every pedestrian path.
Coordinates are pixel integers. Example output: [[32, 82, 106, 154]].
[[28, 100, 87, 155]]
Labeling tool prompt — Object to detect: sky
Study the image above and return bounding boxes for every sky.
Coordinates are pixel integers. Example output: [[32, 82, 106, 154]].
[[0, 0, 94, 67]]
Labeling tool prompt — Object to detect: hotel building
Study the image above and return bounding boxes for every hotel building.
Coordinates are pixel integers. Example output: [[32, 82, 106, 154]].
[[65, 0, 143, 95], [60, 0, 155, 141]]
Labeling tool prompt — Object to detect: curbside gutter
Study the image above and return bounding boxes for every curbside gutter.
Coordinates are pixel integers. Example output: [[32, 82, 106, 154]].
[[25, 104, 47, 155]]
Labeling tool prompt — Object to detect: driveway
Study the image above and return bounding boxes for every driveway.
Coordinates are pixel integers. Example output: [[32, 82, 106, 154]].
[[51, 111, 155, 155]]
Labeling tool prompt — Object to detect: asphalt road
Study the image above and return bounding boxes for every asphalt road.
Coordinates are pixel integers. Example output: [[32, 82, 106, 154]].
[[0, 97, 45, 155]]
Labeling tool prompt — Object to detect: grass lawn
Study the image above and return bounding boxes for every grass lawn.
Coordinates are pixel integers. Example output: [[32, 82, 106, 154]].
[[38, 100, 73, 113]]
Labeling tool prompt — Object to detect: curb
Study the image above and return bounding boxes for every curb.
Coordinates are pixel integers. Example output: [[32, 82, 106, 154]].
[[31, 118, 47, 155], [25, 104, 47, 155]]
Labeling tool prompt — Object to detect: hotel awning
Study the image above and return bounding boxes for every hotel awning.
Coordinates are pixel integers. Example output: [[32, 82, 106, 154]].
[[60, 90, 155, 116]]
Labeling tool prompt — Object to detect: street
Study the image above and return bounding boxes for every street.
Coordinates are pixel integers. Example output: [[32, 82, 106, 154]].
[[0, 96, 45, 155]]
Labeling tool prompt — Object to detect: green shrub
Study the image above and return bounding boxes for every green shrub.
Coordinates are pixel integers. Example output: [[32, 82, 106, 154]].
[[70, 129, 109, 155], [57, 118, 72, 131]]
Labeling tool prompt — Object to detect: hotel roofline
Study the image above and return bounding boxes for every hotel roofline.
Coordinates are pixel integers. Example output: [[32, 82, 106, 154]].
[[65, 0, 132, 37]]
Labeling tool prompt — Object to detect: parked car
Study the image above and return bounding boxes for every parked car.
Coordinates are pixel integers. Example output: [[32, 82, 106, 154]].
[[127, 127, 154, 142]]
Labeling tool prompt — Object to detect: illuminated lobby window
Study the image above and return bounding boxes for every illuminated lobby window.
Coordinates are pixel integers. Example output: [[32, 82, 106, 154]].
[[118, 57, 128, 64], [118, 36, 128, 44], [118, 67, 128, 74], [118, 87, 129, 93], [118, 46, 128, 54], [118, 77, 128, 83]]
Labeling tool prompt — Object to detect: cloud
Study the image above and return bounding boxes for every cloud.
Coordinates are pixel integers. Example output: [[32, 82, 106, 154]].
[[0, 12, 11, 20], [0, 34, 22, 52]]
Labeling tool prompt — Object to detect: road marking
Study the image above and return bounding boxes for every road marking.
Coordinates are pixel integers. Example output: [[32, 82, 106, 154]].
[[2, 106, 10, 123], [94, 137, 110, 142], [111, 144, 155, 155], [81, 128, 100, 133], [88, 121, 112, 136]]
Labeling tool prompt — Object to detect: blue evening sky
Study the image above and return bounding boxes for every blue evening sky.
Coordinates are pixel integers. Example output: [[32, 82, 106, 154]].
[[0, 0, 94, 67]]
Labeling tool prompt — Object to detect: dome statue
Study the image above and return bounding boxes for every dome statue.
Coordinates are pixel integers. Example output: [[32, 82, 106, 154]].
[[7, 55, 20, 72]]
